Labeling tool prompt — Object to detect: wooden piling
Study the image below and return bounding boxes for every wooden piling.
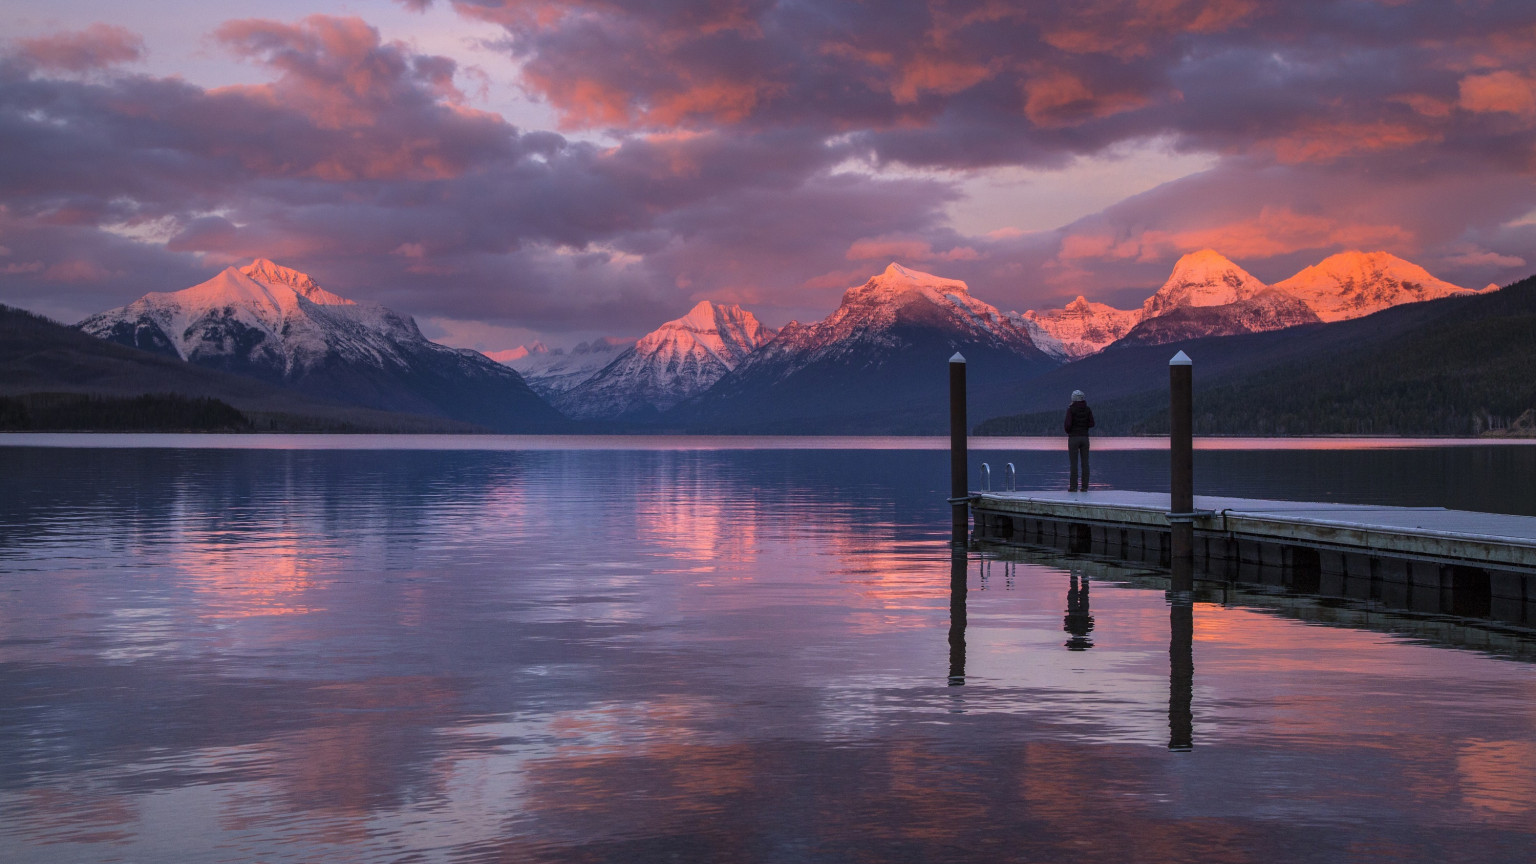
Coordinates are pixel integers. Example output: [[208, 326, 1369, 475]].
[[1169, 350, 1194, 564], [950, 353, 968, 543]]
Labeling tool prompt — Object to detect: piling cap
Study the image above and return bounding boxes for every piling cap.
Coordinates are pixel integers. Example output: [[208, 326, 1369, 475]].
[[949, 352, 966, 363], [1169, 350, 1192, 366]]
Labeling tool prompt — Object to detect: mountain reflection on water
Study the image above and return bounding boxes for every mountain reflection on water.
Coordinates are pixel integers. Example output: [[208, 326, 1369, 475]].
[[1, 442, 1535, 863]]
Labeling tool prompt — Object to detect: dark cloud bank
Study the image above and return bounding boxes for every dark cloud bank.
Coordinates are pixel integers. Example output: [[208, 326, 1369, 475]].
[[2, 2, 1534, 344]]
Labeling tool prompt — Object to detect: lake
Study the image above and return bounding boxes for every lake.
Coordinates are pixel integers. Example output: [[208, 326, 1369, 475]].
[[2, 436, 1535, 862]]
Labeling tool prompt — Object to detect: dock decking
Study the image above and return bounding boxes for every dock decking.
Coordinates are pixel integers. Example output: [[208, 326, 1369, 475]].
[[970, 490, 1536, 624]]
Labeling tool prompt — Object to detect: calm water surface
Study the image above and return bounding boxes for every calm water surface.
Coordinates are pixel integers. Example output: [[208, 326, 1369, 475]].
[[1, 437, 1535, 862]]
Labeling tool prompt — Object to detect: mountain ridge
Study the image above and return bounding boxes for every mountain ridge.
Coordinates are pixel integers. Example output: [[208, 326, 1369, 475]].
[[1, 303, 478, 432], [558, 300, 776, 419], [975, 274, 1536, 437], [1023, 248, 1474, 355], [669, 263, 1056, 433], [76, 261, 566, 432]]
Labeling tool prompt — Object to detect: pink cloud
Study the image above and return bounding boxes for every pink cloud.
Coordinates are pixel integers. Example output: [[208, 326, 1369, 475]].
[[1040, 0, 1259, 59], [1060, 207, 1415, 264], [1440, 248, 1527, 269], [1459, 71, 1536, 118], [16, 24, 144, 73]]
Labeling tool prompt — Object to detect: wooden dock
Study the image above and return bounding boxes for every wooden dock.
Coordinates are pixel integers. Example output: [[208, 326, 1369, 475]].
[[970, 490, 1536, 625]]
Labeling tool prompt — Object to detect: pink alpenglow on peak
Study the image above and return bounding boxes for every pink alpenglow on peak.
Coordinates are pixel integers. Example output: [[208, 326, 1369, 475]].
[[485, 341, 548, 365], [78, 259, 422, 368], [239, 259, 354, 306], [734, 262, 1047, 378], [637, 300, 775, 368], [1023, 248, 1483, 357], [73, 258, 564, 432], [1140, 249, 1269, 318], [557, 301, 776, 418], [818, 262, 1025, 345], [1271, 251, 1473, 323], [1021, 296, 1143, 360]]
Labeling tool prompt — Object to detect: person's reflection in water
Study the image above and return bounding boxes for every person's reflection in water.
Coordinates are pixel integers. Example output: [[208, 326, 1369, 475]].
[[1168, 557, 1194, 751], [1063, 569, 1094, 650], [948, 547, 967, 685]]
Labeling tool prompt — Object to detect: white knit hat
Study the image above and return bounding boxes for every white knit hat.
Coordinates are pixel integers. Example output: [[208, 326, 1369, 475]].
[[1071, 390, 1085, 402]]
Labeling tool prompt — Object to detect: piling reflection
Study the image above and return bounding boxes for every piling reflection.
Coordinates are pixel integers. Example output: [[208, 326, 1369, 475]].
[[1168, 599, 1194, 752], [1063, 569, 1094, 651], [948, 547, 967, 685], [1168, 556, 1195, 752]]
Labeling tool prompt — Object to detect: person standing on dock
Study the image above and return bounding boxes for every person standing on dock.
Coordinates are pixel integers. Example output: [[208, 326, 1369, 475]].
[[1064, 390, 1095, 492]]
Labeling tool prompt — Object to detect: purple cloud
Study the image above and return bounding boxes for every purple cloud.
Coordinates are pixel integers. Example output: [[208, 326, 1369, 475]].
[[1, 4, 1534, 345]]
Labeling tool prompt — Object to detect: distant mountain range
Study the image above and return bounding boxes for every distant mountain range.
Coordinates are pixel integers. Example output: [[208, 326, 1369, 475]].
[[496, 338, 633, 399], [77, 260, 563, 432], [486, 251, 1486, 431], [669, 263, 1057, 433], [1022, 249, 1478, 357], [10, 249, 1520, 435], [974, 273, 1536, 437]]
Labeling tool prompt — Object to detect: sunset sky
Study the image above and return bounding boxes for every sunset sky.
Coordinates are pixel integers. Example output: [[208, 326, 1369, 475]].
[[3, 0, 1534, 351]]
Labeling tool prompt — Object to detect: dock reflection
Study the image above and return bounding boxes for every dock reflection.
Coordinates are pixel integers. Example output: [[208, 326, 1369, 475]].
[[1169, 558, 1195, 751], [1063, 569, 1094, 651]]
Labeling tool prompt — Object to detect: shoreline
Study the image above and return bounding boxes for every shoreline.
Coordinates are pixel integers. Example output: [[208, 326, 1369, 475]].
[[2, 432, 1534, 451]]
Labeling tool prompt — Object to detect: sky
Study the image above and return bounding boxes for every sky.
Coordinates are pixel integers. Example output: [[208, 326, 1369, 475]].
[[2, 0, 1535, 352]]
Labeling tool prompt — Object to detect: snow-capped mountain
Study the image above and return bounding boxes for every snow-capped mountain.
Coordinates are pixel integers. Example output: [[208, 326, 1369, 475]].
[[557, 301, 775, 419], [1025, 248, 1470, 355], [77, 259, 563, 431], [745, 262, 1042, 374], [492, 337, 633, 398], [1271, 251, 1473, 322], [1116, 288, 1321, 346], [1019, 297, 1143, 360], [675, 263, 1056, 433], [1112, 250, 1319, 346], [1140, 249, 1269, 318]]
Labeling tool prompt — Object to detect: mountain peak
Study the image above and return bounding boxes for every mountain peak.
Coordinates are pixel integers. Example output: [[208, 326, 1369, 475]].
[[557, 300, 776, 417], [876, 261, 969, 292], [677, 299, 722, 330], [1272, 250, 1470, 322], [1143, 249, 1267, 317], [1021, 295, 1143, 360], [486, 342, 547, 364], [1165, 249, 1251, 285], [840, 264, 973, 315], [239, 258, 353, 306], [641, 301, 772, 356]]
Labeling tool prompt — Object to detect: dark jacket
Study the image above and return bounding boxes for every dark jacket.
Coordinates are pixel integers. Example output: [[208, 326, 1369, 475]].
[[1064, 402, 1095, 436]]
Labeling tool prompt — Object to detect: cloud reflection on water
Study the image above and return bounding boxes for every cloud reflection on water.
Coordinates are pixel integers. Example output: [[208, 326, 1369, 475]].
[[1, 445, 1535, 862]]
